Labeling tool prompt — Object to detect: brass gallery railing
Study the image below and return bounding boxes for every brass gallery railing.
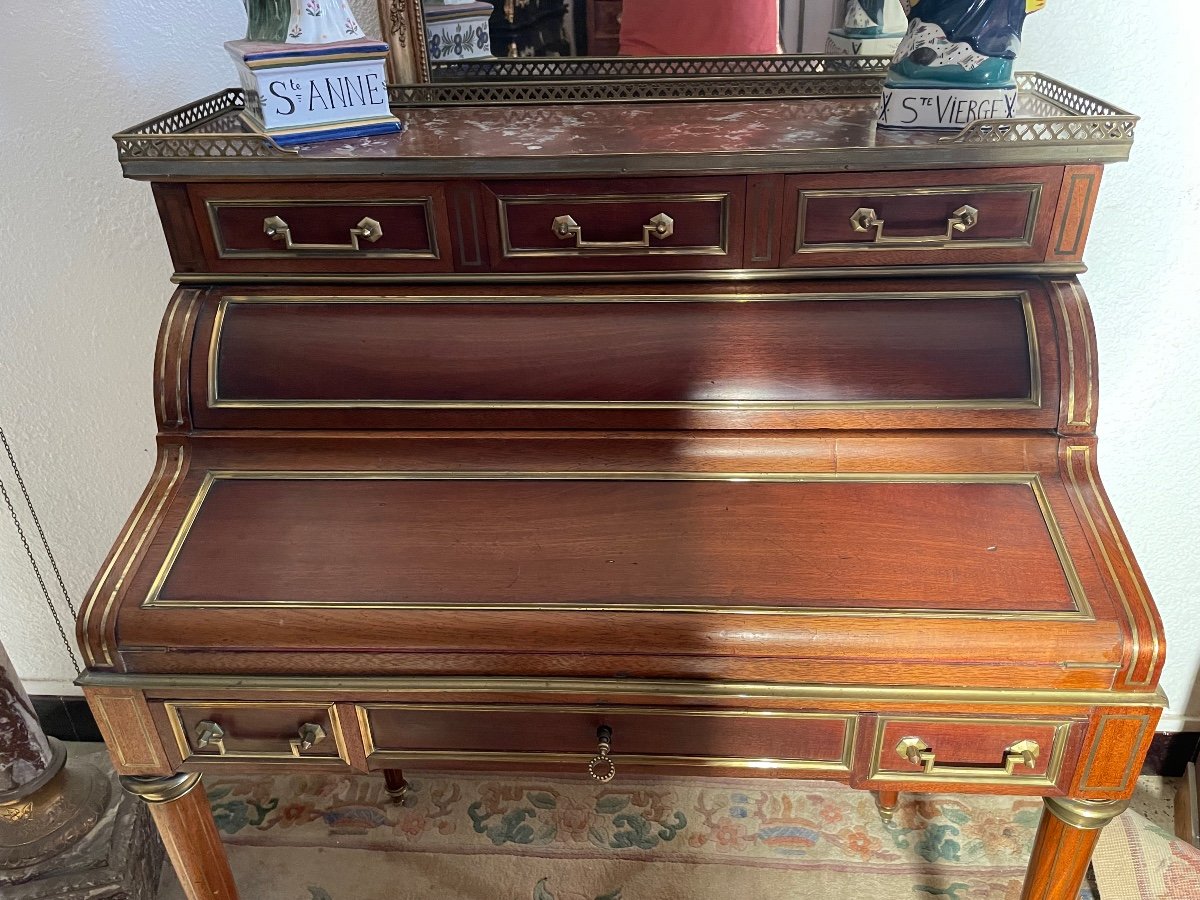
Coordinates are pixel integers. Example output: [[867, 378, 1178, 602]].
[[112, 57, 1137, 165]]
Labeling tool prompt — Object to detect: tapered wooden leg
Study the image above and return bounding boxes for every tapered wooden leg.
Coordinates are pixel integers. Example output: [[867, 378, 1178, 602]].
[[1020, 797, 1128, 900], [383, 767, 409, 802], [121, 773, 238, 900], [873, 789, 899, 824]]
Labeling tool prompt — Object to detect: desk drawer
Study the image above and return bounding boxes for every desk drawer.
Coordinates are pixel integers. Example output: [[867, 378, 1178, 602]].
[[868, 715, 1077, 788], [158, 700, 350, 766], [359, 704, 855, 777], [782, 168, 1062, 269], [187, 183, 453, 274], [482, 177, 745, 272]]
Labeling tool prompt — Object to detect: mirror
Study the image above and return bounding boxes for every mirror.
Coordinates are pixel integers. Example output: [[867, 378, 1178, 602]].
[[412, 1, 895, 69]]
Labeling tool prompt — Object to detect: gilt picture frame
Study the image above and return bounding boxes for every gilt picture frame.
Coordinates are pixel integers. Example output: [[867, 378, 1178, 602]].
[[376, 0, 432, 83]]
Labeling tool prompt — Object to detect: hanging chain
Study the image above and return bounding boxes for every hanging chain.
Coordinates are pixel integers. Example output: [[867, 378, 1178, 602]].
[[0, 424, 80, 670]]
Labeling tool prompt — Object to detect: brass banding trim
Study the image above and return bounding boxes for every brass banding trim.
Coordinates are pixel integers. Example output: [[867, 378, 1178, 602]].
[[79, 448, 172, 667], [206, 290, 1041, 413], [80, 445, 186, 668], [358, 704, 856, 772], [155, 291, 187, 426], [1057, 282, 1096, 428], [794, 183, 1044, 255], [497, 192, 730, 258], [119, 772, 202, 804], [169, 263, 1090, 284], [205, 198, 441, 260], [1043, 796, 1131, 830], [141, 469, 1088, 620], [1053, 171, 1098, 258], [76, 672, 1170, 710], [1076, 713, 1152, 793], [1064, 446, 1160, 685], [869, 716, 1074, 787]]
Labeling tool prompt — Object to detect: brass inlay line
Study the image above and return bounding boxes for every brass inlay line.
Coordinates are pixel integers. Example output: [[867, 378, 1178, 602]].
[[168, 263, 1090, 284], [1077, 713, 1153, 793], [78, 672, 1169, 710], [1064, 446, 1160, 686], [869, 716, 1074, 787], [358, 704, 856, 772], [142, 469, 1088, 620], [206, 291, 1041, 413], [164, 700, 350, 764], [100, 447, 187, 667], [155, 291, 186, 427], [1053, 171, 1097, 257], [91, 694, 165, 770], [171, 292, 199, 427], [794, 184, 1044, 255], [205, 198, 441, 261], [497, 193, 730, 259], [79, 446, 184, 668], [1057, 282, 1095, 429]]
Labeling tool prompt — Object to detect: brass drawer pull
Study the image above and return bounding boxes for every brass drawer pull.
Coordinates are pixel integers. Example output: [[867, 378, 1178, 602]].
[[850, 204, 979, 247], [896, 736, 1040, 777], [263, 215, 383, 252], [588, 725, 616, 783], [194, 720, 226, 754], [552, 212, 674, 250], [290, 722, 327, 756]]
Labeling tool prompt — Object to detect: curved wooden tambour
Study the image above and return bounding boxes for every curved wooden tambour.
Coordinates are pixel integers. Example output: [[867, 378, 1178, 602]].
[[162, 277, 1089, 433]]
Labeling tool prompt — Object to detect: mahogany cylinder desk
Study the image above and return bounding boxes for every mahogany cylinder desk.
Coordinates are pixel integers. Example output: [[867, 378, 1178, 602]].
[[78, 64, 1164, 900]]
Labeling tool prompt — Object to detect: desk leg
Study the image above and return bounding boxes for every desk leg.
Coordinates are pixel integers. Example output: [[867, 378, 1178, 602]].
[[384, 768, 410, 802], [873, 790, 899, 824], [1020, 797, 1128, 900], [121, 772, 238, 900]]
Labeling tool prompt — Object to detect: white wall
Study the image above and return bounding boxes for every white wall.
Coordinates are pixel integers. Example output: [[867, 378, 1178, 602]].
[[1, 3, 1198, 728]]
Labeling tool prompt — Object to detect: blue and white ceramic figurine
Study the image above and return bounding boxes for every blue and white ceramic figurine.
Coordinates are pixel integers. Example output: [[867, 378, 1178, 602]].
[[227, 0, 403, 146], [828, 1, 908, 57], [878, 0, 1045, 129]]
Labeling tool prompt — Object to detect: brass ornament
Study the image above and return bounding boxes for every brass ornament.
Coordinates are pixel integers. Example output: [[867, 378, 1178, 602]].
[[587, 726, 616, 783], [849, 203, 980, 247], [1043, 796, 1130, 831], [263, 215, 384, 253], [0, 757, 111, 869], [119, 772, 202, 805]]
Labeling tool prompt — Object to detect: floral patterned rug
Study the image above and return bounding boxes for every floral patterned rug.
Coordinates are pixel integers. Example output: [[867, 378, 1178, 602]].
[[154, 770, 1127, 899]]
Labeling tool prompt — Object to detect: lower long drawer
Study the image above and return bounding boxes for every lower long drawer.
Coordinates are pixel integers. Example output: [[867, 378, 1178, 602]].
[[358, 704, 856, 776]]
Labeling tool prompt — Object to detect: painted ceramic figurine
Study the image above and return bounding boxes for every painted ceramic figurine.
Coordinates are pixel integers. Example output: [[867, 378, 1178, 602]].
[[890, 0, 1045, 88], [828, 0, 906, 57], [878, 0, 1046, 129], [843, 0, 907, 39], [229, 0, 401, 145], [243, 0, 364, 44]]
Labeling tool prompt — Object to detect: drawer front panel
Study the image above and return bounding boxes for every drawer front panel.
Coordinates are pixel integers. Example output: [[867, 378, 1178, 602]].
[[870, 715, 1076, 787], [160, 700, 349, 765], [189, 183, 453, 274], [783, 168, 1062, 268], [361, 704, 855, 772], [483, 177, 745, 271]]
